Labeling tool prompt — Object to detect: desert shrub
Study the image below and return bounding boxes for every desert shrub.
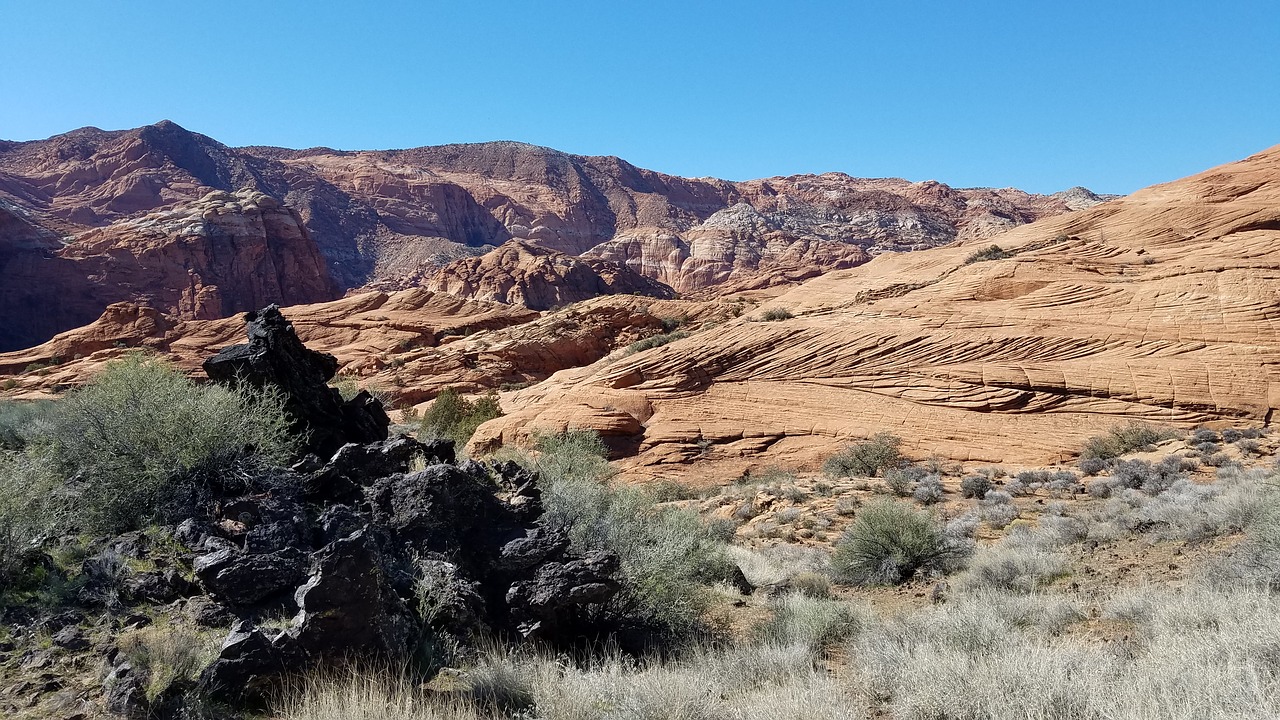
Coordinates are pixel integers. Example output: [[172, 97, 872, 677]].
[[1194, 441, 1221, 456], [979, 491, 1019, 529], [884, 464, 926, 496], [1191, 427, 1220, 444], [824, 432, 903, 478], [760, 307, 794, 322], [626, 330, 689, 354], [1078, 456, 1109, 476], [1111, 457, 1187, 495], [0, 451, 68, 594], [833, 496, 859, 517], [754, 591, 863, 651], [419, 387, 502, 448], [1238, 439, 1262, 456], [964, 244, 1011, 263], [1080, 421, 1179, 460], [0, 400, 53, 450], [1221, 428, 1243, 444], [35, 355, 294, 533], [912, 475, 944, 505], [727, 546, 793, 588], [958, 545, 1069, 593], [648, 480, 698, 503], [1003, 478, 1030, 496], [832, 500, 965, 585], [789, 571, 833, 599], [534, 431, 727, 639], [960, 474, 992, 499]]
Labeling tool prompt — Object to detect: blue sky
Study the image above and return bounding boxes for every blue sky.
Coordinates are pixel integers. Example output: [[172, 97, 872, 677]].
[[1, 1, 1276, 194]]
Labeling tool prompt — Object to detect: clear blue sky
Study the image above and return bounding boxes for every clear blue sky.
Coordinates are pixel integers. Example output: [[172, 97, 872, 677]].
[[1, 1, 1276, 194]]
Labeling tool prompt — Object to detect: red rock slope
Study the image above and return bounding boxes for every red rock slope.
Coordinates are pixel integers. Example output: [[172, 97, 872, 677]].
[[473, 145, 1280, 480], [0, 122, 1094, 350]]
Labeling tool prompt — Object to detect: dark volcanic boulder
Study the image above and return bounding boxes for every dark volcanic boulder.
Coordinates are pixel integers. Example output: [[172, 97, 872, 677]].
[[193, 547, 309, 606], [305, 435, 455, 502], [506, 550, 621, 640], [198, 621, 288, 706], [364, 464, 524, 561], [288, 529, 415, 657], [202, 304, 389, 458]]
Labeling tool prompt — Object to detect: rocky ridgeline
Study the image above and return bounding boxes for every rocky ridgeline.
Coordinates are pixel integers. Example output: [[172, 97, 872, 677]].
[[92, 306, 623, 717]]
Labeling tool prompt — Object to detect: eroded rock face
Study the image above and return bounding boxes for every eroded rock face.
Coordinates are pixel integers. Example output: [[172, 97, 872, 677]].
[[477, 144, 1280, 478], [0, 187, 338, 352], [203, 304, 389, 458], [425, 239, 676, 310], [0, 121, 1092, 351]]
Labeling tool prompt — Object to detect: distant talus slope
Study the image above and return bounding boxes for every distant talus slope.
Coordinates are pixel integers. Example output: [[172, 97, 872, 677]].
[[474, 145, 1280, 478]]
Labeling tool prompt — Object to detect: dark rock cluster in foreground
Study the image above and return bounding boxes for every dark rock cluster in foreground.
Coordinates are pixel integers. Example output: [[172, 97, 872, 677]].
[[99, 306, 622, 716]]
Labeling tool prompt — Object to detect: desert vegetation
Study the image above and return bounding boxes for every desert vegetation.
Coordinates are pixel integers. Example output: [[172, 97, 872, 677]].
[[3, 333, 1280, 720], [416, 386, 503, 446]]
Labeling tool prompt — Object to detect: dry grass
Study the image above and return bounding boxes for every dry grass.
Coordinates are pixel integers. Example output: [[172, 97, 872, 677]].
[[275, 445, 1280, 720]]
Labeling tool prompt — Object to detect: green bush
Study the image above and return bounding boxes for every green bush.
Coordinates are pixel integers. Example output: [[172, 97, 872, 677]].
[[36, 354, 294, 533], [1080, 421, 1180, 460], [0, 400, 53, 450], [419, 387, 502, 447], [760, 308, 794, 322], [824, 432, 904, 478], [534, 431, 728, 639], [0, 451, 66, 594], [832, 500, 963, 585]]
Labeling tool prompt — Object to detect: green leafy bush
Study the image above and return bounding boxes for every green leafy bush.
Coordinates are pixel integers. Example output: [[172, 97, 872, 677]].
[[534, 431, 728, 639], [36, 354, 294, 533], [1080, 421, 1180, 460], [832, 500, 963, 585], [418, 387, 502, 447], [824, 432, 904, 478], [760, 308, 794, 321]]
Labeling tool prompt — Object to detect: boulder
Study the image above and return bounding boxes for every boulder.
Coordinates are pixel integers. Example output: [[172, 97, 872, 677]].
[[506, 551, 621, 640], [287, 529, 414, 658], [304, 435, 454, 502], [198, 621, 286, 706], [192, 547, 308, 606], [364, 464, 521, 558]]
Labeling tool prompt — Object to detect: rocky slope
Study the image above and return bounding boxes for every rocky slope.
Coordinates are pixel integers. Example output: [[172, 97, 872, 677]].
[[423, 239, 676, 310], [0, 122, 1096, 350], [472, 144, 1280, 480], [0, 187, 336, 352]]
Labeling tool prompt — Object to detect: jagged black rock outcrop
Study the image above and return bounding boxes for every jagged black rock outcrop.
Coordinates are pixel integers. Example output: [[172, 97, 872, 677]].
[[115, 313, 628, 713], [202, 304, 389, 458]]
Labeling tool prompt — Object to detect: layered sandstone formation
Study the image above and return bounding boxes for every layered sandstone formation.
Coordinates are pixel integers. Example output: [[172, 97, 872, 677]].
[[0, 122, 1094, 350], [0, 186, 337, 351], [0, 286, 739, 414], [473, 145, 1280, 480], [424, 240, 675, 310]]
